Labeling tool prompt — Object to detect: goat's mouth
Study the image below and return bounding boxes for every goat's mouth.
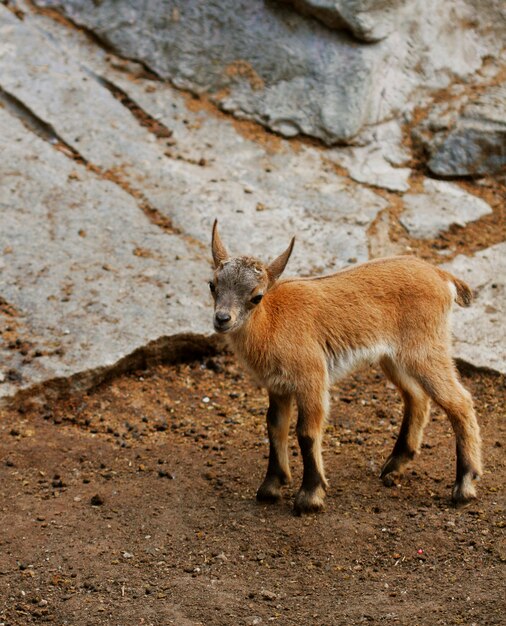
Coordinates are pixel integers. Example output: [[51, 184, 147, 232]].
[[213, 322, 235, 334]]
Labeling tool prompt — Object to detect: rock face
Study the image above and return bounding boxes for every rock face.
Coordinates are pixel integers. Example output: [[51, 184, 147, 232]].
[[35, 0, 505, 145], [281, 0, 406, 42], [0, 4, 386, 402], [0, 106, 210, 402], [0, 2, 504, 405], [443, 244, 506, 373], [418, 83, 506, 177], [328, 121, 412, 192], [400, 180, 492, 239], [0, 5, 385, 273]]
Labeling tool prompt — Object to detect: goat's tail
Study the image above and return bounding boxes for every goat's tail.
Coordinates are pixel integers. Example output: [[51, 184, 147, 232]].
[[439, 269, 473, 307], [453, 276, 473, 307]]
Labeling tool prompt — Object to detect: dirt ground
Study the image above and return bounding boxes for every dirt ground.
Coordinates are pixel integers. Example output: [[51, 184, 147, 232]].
[[0, 353, 504, 626]]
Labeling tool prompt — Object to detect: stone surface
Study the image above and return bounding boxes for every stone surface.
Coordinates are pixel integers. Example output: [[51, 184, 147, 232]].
[[442, 244, 506, 373], [399, 179, 492, 239], [417, 83, 506, 177], [0, 1, 504, 405], [0, 4, 387, 402], [428, 127, 506, 177], [0, 107, 209, 402], [35, 0, 381, 144], [35, 0, 505, 145], [0, 5, 388, 277], [328, 121, 412, 191], [281, 0, 406, 42]]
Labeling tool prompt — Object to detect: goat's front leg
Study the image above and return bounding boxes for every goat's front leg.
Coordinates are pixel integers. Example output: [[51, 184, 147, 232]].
[[256, 392, 293, 503], [294, 388, 329, 515]]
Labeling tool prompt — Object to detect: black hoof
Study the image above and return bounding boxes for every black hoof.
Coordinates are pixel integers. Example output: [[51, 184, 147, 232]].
[[256, 478, 285, 504], [380, 451, 413, 482], [256, 489, 281, 504]]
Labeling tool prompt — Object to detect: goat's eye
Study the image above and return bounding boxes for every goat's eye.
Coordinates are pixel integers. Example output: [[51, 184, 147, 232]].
[[250, 294, 263, 305], [209, 281, 216, 293]]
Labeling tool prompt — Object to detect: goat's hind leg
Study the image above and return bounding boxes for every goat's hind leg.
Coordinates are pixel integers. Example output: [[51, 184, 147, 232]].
[[257, 392, 293, 503], [412, 355, 482, 503], [380, 357, 431, 485]]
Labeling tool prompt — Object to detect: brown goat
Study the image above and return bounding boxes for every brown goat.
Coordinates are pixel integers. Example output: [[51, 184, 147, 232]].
[[209, 221, 482, 514]]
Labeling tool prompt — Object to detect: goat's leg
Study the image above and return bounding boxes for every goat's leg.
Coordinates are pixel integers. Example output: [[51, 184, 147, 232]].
[[294, 386, 329, 515], [411, 355, 482, 503], [380, 357, 431, 484], [257, 392, 293, 503]]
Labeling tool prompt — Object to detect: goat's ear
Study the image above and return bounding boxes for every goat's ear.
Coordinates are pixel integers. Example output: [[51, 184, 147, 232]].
[[211, 219, 229, 267], [267, 237, 295, 285]]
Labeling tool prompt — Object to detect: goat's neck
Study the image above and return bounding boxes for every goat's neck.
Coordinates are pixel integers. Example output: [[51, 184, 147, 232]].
[[228, 306, 268, 365]]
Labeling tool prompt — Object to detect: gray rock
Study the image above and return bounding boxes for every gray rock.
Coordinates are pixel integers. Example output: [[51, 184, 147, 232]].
[[368, 212, 405, 258], [0, 107, 210, 404], [442, 244, 506, 374], [428, 127, 506, 176], [33, 0, 379, 144], [281, 0, 406, 42], [328, 121, 412, 191], [0, 6, 389, 401], [34, 0, 505, 144], [400, 179, 492, 239], [0, 0, 503, 408], [2, 4, 388, 273], [421, 84, 506, 176]]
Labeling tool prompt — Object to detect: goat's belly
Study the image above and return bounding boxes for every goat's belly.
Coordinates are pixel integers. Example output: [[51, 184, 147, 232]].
[[327, 344, 393, 381]]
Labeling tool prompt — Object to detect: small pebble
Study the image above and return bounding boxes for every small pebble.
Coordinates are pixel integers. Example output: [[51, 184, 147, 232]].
[[158, 470, 175, 479], [260, 589, 277, 601]]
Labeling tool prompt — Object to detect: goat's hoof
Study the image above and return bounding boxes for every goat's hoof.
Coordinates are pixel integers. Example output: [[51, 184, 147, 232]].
[[256, 481, 282, 504], [294, 487, 325, 516], [380, 453, 412, 483], [452, 474, 479, 505], [381, 473, 400, 488]]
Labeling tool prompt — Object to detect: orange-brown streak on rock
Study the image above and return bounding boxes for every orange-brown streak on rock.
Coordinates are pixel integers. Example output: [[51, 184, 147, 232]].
[[180, 90, 284, 155], [3, 1, 26, 20], [96, 166, 176, 232], [25, 0, 119, 54], [225, 60, 265, 91], [382, 181, 505, 265], [95, 75, 174, 140]]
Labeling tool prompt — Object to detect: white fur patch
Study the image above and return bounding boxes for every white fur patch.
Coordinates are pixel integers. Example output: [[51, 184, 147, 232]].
[[327, 344, 394, 381], [447, 280, 457, 302]]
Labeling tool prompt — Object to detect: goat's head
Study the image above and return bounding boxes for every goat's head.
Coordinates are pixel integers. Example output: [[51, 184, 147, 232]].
[[209, 220, 294, 334]]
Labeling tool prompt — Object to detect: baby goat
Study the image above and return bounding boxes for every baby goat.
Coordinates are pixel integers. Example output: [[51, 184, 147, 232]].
[[209, 221, 482, 514]]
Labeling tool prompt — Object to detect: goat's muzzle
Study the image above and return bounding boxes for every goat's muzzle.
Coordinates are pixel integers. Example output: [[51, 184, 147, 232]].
[[214, 311, 232, 332]]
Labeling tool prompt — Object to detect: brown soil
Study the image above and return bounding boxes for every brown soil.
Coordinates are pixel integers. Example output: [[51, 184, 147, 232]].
[[1, 356, 505, 626]]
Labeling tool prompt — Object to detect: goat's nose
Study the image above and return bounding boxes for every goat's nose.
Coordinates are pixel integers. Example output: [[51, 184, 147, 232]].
[[215, 311, 231, 325]]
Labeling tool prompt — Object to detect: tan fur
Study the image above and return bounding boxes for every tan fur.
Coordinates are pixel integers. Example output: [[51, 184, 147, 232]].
[[210, 222, 482, 513]]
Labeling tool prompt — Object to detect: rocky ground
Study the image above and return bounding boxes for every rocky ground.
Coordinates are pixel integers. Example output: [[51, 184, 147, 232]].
[[0, 1, 505, 624], [0, 356, 505, 625]]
